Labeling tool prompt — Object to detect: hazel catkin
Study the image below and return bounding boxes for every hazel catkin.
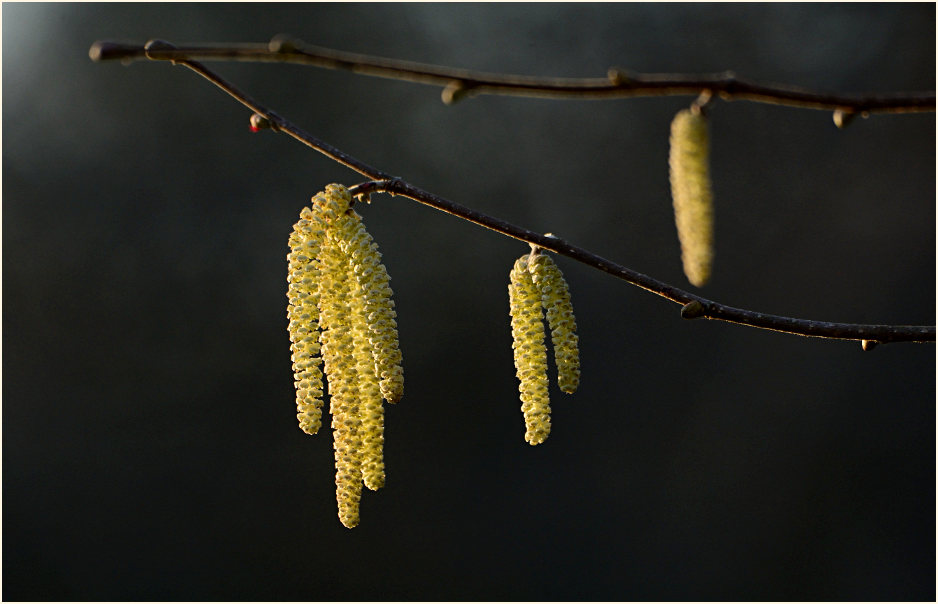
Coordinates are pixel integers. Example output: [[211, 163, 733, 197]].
[[528, 253, 580, 394], [669, 107, 715, 287], [334, 209, 404, 404], [317, 215, 364, 529], [287, 208, 327, 435], [509, 254, 551, 445], [288, 183, 404, 528]]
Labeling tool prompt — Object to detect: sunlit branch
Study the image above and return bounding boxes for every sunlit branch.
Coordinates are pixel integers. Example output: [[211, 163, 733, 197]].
[[89, 37, 936, 115], [89, 39, 936, 346]]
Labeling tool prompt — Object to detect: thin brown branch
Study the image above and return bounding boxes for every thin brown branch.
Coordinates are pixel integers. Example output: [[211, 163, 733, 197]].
[[89, 37, 936, 115], [89, 39, 936, 345]]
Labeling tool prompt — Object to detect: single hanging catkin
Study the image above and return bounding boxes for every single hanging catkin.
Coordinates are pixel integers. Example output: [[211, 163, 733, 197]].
[[669, 107, 715, 287], [332, 207, 397, 491], [338, 210, 404, 405], [527, 252, 580, 394], [287, 208, 327, 435], [313, 186, 364, 529], [509, 254, 551, 445]]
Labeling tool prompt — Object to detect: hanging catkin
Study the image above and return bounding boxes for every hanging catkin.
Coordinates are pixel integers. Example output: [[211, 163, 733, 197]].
[[528, 253, 580, 394], [338, 210, 404, 404], [509, 254, 552, 445], [669, 107, 715, 287], [287, 208, 327, 435], [315, 187, 364, 529], [333, 208, 393, 491]]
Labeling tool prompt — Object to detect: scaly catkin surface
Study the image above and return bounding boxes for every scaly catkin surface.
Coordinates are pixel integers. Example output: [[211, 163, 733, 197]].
[[669, 108, 715, 287]]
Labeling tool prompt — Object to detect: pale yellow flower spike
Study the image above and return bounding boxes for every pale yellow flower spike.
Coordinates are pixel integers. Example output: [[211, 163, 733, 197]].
[[528, 253, 580, 394], [314, 186, 364, 529], [287, 207, 327, 435], [669, 107, 715, 287], [290, 183, 403, 526], [334, 209, 387, 491], [338, 211, 404, 405], [509, 254, 551, 445]]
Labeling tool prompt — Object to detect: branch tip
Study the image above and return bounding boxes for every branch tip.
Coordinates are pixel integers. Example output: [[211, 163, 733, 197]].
[[89, 40, 143, 64], [88, 40, 107, 62]]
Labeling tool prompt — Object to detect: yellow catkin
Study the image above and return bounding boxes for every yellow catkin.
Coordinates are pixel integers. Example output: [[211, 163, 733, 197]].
[[287, 207, 327, 435], [348, 278, 386, 491], [528, 253, 580, 394], [337, 210, 404, 404], [333, 209, 388, 491], [313, 186, 363, 529], [509, 254, 551, 445], [289, 183, 404, 526], [669, 108, 715, 287]]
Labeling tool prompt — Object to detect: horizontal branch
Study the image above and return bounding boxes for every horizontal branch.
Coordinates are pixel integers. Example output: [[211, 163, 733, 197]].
[[88, 39, 936, 345], [89, 38, 936, 115]]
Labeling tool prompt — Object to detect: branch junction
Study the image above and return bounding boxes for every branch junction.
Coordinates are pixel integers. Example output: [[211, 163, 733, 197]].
[[89, 38, 936, 345]]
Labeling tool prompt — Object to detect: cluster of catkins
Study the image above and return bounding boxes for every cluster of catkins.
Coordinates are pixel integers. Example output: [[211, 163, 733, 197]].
[[286, 183, 403, 529], [288, 186, 584, 526], [669, 106, 715, 287], [508, 251, 580, 445]]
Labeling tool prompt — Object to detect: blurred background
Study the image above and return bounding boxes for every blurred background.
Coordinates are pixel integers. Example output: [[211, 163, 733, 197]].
[[3, 3, 935, 600]]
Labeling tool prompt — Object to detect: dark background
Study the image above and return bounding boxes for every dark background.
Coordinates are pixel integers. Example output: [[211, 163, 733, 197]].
[[3, 3, 935, 600]]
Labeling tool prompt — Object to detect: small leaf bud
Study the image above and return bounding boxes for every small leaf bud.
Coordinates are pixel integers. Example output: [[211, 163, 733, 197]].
[[249, 113, 273, 132], [681, 300, 706, 319]]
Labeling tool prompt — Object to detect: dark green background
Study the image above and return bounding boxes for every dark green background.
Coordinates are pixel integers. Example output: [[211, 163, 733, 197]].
[[4, 3, 935, 600]]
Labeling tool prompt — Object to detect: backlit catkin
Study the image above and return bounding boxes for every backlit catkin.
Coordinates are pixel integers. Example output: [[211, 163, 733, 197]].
[[314, 187, 364, 529], [528, 253, 580, 394], [669, 108, 714, 287], [337, 210, 404, 405], [287, 183, 404, 528], [287, 208, 327, 435], [509, 254, 551, 445], [333, 208, 393, 491]]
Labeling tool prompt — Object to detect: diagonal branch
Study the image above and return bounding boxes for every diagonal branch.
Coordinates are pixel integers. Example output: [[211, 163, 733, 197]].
[[89, 37, 936, 115], [89, 39, 936, 346]]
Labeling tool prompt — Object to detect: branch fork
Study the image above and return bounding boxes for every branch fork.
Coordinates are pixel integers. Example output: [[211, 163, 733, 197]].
[[89, 38, 936, 346]]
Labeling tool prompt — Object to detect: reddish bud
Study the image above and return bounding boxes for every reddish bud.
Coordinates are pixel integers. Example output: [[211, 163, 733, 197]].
[[249, 113, 272, 132]]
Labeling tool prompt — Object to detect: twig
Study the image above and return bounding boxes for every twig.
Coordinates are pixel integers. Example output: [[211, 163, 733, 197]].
[[89, 37, 935, 115], [89, 39, 936, 345]]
